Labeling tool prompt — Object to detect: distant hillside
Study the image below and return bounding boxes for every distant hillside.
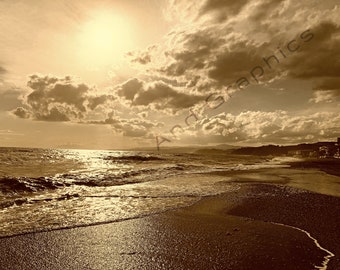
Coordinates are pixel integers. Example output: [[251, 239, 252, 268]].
[[131, 144, 238, 154], [232, 142, 336, 156]]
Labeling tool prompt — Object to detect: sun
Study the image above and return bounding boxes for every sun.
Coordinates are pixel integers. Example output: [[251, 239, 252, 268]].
[[77, 11, 134, 67]]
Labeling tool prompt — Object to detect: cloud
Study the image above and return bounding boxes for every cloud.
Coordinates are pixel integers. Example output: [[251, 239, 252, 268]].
[[0, 66, 6, 75], [26, 74, 89, 113], [88, 113, 161, 138], [11, 74, 163, 139], [13, 74, 114, 122], [174, 110, 340, 144], [127, 48, 154, 65], [309, 90, 339, 103], [87, 95, 113, 110], [12, 107, 31, 119], [134, 1, 340, 106], [284, 21, 340, 80], [197, 111, 285, 141], [122, 0, 340, 145], [7, 0, 340, 146], [117, 118, 159, 138], [314, 78, 340, 91], [116, 78, 206, 113], [199, 0, 250, 20], [0, 83, 23, 111], [116, 78, 143, 101], [308, 75, 340, 103]]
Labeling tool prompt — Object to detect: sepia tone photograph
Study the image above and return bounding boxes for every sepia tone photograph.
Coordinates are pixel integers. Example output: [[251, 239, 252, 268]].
[[0, 0, 339, 269]]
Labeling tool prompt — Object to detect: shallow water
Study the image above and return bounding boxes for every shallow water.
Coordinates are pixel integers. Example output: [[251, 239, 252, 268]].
[[0, 147, 335, 237]]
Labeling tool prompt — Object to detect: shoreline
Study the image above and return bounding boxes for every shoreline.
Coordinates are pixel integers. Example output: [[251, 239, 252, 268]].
[[1, 181, 339, 269], [287, 158, 340, 177], [228, 183, 340, 269], [1, 161, 339, 269]]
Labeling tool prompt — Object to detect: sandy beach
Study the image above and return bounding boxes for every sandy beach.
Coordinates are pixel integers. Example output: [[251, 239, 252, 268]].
[[1, 166, 339, 270], [1, 0, 339, 268]]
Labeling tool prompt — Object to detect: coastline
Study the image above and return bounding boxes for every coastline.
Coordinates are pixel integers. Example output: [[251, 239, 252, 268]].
[[287, 158, 340, 177], [0, 163, 339, 269]]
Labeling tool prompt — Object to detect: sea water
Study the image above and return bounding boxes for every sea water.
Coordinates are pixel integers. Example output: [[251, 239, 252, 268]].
[[0, 147, 289, 237]]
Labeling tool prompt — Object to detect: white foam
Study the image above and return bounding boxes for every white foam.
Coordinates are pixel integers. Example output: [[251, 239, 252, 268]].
[[272, 222, 335, 270]]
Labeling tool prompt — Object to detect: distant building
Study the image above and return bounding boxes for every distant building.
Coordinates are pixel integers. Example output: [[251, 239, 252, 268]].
[[288, 150, 300, 157], [318, 138, 340, 158], [335, 138, 340, 159], [319, 146, 330, 158], [288, 150, 317, 158]]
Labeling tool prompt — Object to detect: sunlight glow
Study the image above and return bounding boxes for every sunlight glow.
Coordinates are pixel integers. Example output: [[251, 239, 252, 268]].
[[77, 11, 134, 67]]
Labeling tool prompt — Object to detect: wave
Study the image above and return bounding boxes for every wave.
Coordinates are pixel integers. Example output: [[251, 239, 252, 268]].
[[0, 163, 191, 196], [0, 176, 61, 194], [104, 154, 165, 162]]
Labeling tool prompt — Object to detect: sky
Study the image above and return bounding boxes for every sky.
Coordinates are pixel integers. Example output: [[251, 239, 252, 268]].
[[0, 0, 339, 149]]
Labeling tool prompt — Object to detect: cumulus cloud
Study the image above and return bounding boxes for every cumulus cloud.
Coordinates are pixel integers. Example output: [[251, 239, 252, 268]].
[[12, 107, 31, 119], [116, 78, 143, 101], [13, 74, 114, 122], [115, 78, 206, 113], [10, 74, 165, 139], [132, 0, 339, 107], [124, 0, 340, 145], [88, 112, 161, 138], [174, 111, 340, 144], [8, 1, 340, 145], [126, 48, 154, 65], [199, 111, 283, 138]]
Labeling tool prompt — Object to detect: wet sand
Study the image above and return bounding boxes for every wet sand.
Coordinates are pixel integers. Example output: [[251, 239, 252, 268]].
[[288, 159, 340, 177], [1, 182, 339, 270]]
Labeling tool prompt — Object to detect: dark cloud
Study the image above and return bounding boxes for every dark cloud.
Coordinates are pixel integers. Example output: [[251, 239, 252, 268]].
[[35, 106, 71, 122], [119, 1, 339, 146], [199, 0, 250, 20], [161, 31, 224, 77], [11, 74, 160, 139], [152, 28, 283, 97], [116, 78, 205, 113], [116, 78, 143, 100], [26, 74, 89, 113], [207, 42, 262, 83], [13, 74, 114, 122], [309, 77, 340, 103], [8, 0, 340, 145], [12, 107, 31, 119], [134, 1, 340, 116], [132, 81, 205, 110], [314, 78, 340, 91], [285, 22, 340, 79], [87, 95, 112, 111]]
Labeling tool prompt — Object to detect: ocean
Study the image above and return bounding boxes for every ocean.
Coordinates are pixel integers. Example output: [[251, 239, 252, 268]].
[[0, 147, 291, 237]]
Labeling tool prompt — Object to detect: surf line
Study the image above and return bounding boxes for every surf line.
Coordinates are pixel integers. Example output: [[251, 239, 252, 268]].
[[271, 222, 335, 270]]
